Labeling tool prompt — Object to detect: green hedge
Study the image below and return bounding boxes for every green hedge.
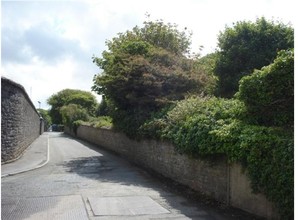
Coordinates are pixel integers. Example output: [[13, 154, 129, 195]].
[[141, 96, 293, 219]]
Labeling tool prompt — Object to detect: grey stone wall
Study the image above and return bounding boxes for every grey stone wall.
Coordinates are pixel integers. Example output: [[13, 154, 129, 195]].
[[66, 125, 277, 219], [1, 77, 42, 163]]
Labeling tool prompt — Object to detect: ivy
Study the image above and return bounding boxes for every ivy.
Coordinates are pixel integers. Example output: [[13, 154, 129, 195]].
[[240, 126, 293, 219], [141, 96, 293, 219]]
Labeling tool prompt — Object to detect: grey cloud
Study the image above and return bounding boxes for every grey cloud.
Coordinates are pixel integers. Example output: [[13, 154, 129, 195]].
[[1, 28, 31, 63], [1, 23, 87, 64], [24, 24, 83, 61]]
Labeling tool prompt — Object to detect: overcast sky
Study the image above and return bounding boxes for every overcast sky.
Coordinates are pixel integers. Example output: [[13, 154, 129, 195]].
[[1, 0, 295, 109]]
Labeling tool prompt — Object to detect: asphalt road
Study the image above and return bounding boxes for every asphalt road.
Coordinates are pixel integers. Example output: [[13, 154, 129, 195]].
[[1, 132, 262, 220]]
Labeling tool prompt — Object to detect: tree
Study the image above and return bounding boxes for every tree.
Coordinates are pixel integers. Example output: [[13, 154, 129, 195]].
[[96, 96, 110, 116], [193, 53, 218, 95], [214, 17, 294, 97], [47, 89, 97, 124], [60, 104, 89, 128], [237, 49, 294, 127], [37, 108, 52, 129], [92, 19, 209, 136]]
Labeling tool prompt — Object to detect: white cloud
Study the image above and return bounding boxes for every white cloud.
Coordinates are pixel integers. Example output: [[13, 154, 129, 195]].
[[1, 0, 295, 110], [3, 54, 101, 108]]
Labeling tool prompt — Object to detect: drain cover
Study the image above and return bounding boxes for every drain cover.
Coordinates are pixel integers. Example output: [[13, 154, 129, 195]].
[[2, 195, 88, 220], [88, 196, 170, 216]]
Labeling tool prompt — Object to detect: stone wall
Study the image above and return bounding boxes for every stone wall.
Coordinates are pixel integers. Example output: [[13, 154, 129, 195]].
[[1, 77, 43, 163], [66, 125, 277, 219]]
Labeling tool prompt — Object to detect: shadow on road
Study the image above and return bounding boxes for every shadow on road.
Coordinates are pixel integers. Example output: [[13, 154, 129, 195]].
[[57, 133, 264, 220]]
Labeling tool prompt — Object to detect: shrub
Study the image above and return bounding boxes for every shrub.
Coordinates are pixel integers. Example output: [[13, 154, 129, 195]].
[[237, 49, 294, 127], [214, 18, 294, 97], [143, 96, 293, 218], [160, 96, 246, 156], [87, 116, 113, 129], [60, 104, 89, 128]]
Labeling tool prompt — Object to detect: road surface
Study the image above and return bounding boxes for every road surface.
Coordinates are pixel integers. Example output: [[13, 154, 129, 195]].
[[2, 132, 261, 220]]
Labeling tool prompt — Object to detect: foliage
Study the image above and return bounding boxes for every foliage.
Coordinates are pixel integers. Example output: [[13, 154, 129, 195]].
[[237, 49, 294, 127], [79, 116, 113, 129], [138, 19, 192, 55], [159, 97, 246, 156], [72, 120, 84, 135], [141, 96, 293, 218], [236, 126, 293, 219], [139, 105, 174, 139], [92, 19, 210, 136], [60, 104, 89, 128], [214, 17, 294, 97], [87, 17, 294, 217], [47, 89, 98, 124], [37, 108, 52, 128], [193, 53, 218, 95], [107, 18, 193, 56], [96, 96, 110, 116], [92, 116, 113, 128], [72, 117, 112, 135]]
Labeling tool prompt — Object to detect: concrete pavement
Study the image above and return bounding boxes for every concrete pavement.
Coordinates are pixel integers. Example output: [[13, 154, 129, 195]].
[[1, 132, 50, 177]]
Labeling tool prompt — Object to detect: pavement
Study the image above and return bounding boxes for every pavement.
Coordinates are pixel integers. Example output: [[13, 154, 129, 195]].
[[1, 132, 50, 178]]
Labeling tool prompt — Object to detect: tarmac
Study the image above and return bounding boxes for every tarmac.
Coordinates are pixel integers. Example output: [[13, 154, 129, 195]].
[[1, 132, 263, 220], [1, 132, 50, 178]]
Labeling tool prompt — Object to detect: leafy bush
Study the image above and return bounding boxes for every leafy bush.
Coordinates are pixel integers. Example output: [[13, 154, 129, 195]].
[[60, 104, 89, 128], [85, 116, 113, 129], [237, 49, 294, 127], [141, 96, 293, 218], [110, 108, 152, 138], [214, 17, 294, 97], [159, 97, 246, 156]]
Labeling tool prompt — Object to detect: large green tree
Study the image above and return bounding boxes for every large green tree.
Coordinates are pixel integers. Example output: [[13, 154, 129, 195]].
[[92, 19, 210, 136], [214, 17, 294, 97], [47, 89, 97, 124]]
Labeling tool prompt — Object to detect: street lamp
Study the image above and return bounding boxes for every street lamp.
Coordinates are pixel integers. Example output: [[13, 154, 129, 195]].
[[38, 101, 41, 109]]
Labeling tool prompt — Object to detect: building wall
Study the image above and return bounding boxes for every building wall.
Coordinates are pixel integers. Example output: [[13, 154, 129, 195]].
[[1, 77, 43, 163], [66, 125, 278, 219]]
